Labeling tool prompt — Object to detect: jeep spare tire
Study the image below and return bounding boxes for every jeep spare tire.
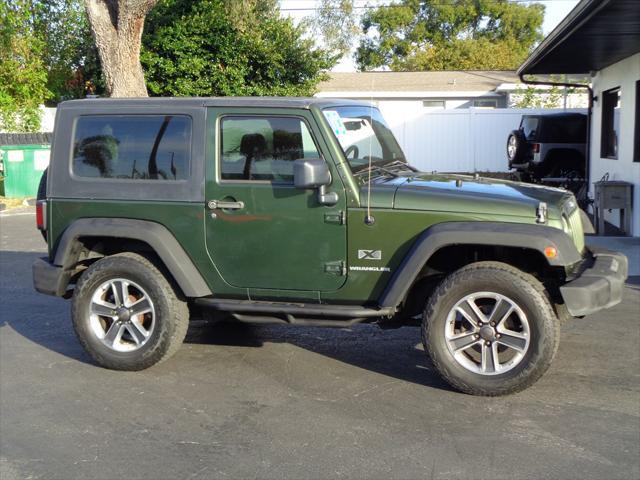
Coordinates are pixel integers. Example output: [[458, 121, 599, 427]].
[[507, 130, 526, 164]]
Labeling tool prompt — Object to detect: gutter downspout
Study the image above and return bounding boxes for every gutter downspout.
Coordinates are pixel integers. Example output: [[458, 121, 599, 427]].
[[518, 73, 594, 210]]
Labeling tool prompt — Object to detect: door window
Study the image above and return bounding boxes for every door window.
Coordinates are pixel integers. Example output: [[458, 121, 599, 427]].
[[219, 116, 320, 182]]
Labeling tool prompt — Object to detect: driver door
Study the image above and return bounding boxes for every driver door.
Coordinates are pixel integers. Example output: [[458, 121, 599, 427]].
[[204, 108, 347, 292]]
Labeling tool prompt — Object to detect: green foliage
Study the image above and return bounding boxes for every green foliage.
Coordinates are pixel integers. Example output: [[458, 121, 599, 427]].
[[310, 0, 359, 59], [512, 84, 562, 108], [1, 1, 103, 131], [35, 0, 104, 102], [0, 0, 51, 132], [356, 0, 545, 71], [141, 0, 334, 97], [512, 76, 585, 108], [2, 0, 334, 120]]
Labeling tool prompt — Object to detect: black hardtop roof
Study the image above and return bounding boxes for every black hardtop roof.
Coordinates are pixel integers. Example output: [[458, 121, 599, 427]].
[[58, 96, 371, 110]]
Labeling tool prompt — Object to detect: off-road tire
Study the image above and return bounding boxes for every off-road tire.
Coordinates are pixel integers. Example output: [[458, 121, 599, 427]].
[[422, 261, 560, 396], [507, 130, 527, 165], [71, 252, 189, 370]]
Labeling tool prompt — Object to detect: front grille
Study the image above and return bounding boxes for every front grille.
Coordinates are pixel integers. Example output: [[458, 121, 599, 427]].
[[566, 209, 585, 253]]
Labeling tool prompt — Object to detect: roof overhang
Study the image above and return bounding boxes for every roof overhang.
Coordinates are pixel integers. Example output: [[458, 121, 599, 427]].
[[314, 91, 503, 99], [518, 0, 640, 76]]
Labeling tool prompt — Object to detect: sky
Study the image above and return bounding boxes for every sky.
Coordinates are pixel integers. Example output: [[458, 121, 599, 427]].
[[279, 0, 581, 71]]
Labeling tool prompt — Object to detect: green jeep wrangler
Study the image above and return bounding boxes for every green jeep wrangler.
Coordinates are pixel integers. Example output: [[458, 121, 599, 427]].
[[33, 98, 628, 396]]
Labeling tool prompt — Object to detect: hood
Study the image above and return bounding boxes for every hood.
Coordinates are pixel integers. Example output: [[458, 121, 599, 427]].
[[363, 173, 572, 219]]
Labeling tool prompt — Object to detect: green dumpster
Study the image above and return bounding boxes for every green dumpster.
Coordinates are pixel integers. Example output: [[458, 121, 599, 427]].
[[0, 137, 51, 198]]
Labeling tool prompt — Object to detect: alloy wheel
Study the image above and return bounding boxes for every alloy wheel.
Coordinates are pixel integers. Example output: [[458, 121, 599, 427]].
[[444, 292, 530, 375], [88, 278, 156, 352], [507, 135, 518, 160]]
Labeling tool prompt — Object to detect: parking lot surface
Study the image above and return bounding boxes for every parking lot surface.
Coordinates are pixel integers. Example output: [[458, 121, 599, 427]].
[[1, 209, 639, 480]]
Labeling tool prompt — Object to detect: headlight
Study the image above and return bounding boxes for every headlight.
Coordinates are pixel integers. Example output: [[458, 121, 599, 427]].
[[562, 196, 578, 218]]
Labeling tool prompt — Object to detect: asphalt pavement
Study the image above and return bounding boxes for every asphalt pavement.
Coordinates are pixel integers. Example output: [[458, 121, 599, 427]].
[[1, 208, 639, 480]]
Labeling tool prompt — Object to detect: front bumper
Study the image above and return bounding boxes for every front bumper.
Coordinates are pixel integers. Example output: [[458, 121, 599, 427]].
[[560, 246, 628, 317], [33, 257, 70, 297]]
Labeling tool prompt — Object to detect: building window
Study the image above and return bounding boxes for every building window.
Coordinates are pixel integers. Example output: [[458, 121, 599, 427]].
[[634, 81, 639, 162], [601, 87, 621, 159], [423, 100, 445, 109], [473, 99, 498, 109]]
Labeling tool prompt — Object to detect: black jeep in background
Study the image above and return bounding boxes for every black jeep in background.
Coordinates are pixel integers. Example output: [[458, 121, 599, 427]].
[[507, 112, 587, 181]]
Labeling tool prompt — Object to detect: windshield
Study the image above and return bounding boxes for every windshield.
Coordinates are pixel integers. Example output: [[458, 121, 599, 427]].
[[322, 106, 407, 173]]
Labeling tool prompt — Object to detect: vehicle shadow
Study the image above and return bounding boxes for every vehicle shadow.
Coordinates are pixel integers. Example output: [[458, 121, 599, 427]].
[[184, 318, 455, 392], [0, 251, 94, 365], [2, 251, 450, 389]]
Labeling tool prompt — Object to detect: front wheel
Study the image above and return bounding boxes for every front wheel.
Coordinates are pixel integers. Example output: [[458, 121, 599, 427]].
[[422, 262, 560, 396]]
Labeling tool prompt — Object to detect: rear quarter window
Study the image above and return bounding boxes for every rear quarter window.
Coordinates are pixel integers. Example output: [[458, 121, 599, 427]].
[[72, 115, 191, 180], [520, 117, 539, 141], [539, 116, 587, 143]]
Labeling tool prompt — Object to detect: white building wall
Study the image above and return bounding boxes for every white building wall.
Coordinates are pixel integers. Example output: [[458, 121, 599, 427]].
[[40, 107, 57, 132], [589, 53, 640, 236], [0, 106, 56, 133]]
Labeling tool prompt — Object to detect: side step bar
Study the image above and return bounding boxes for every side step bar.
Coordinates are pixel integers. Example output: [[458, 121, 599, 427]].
[[195, 298, 394, 319], [231, 314, 370, 328]]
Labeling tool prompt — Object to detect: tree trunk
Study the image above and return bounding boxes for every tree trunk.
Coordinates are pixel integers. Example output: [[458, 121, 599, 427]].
[[85, 0, 158, 97]]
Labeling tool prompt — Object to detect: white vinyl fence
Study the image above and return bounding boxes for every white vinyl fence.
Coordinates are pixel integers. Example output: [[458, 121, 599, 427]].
[[378, 104, 586, 173]]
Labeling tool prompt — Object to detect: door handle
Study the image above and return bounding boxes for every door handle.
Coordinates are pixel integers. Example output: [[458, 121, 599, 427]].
[[207, 200, 245, 210]]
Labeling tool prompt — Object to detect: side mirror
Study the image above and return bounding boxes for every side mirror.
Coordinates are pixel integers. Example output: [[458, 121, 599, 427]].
[[294, 158, 330, 189], [293, 158, 338, 206]]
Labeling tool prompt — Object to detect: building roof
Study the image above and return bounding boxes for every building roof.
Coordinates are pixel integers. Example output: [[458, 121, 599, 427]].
[[317, 71, 519, 93], [518, 0, 640, 75]]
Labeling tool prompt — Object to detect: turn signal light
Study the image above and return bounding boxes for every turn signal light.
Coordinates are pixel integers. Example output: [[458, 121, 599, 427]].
[[532, 143, 540, 153], [544, 246, 557, 259]]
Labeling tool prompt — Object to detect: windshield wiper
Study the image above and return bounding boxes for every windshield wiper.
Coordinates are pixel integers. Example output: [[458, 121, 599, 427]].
[[383, 159, 418, 172], [353, 164, 400, 178]]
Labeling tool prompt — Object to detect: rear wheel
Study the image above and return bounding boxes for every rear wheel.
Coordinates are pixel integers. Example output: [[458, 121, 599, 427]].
[[545, 157, 586, 198], [547, 157, 585, 181], [71, 252, 189, 370], [422, 262, 560, 396]]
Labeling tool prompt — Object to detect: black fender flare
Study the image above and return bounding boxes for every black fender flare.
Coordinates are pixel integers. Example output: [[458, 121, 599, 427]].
[[53, 218, 212, 298], [378, 221, 582, 309]]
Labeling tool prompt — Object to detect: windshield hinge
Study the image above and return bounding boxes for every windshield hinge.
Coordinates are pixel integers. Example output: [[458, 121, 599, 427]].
[[324, 211, 346, 225], [536, 202, 548, 224], [325, 260, 346, 276]]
